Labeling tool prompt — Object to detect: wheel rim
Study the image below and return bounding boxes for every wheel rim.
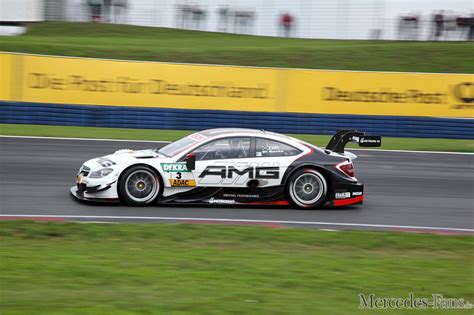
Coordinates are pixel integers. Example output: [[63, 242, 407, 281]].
[[124, 170, 159, 203], [291, 172, 324, 206]]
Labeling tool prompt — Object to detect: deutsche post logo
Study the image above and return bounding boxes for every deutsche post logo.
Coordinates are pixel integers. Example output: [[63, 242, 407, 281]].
[[452, 82, 473, 104]]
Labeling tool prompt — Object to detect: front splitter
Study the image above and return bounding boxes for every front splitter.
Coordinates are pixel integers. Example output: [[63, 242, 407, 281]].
[[69, 186, 120, 203]]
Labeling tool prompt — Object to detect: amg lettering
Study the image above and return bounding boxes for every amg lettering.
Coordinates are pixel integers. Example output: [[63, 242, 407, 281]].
[[255, 166, 279, 179], [199, 166, 226, 178], [227, 166, 253, 178], [199, 166, 279, 179]]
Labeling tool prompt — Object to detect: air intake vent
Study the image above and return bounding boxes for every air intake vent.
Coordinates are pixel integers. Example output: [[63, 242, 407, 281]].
[[79, 165, 91, 177]]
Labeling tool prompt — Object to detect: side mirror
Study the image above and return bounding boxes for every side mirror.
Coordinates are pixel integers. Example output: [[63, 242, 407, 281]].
[[184, 153, 196, 171]]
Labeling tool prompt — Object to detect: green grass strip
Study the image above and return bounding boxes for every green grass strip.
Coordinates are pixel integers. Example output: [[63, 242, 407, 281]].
[[0, 221, 472, 314], [1, 124, 473, 152], [1, 22, 473, 73]]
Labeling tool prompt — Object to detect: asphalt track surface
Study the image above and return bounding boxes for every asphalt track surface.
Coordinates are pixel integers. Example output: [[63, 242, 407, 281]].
[[1, 136, 473, 233]]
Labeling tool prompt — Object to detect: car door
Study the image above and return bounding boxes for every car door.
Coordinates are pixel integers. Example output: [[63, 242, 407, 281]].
[[189, 137, 253, 187], [189, 136, 302, 188], [242, 137, 303, 187]]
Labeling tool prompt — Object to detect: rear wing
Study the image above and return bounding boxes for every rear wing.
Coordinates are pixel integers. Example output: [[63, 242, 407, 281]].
[[325, 130, 382, 153]]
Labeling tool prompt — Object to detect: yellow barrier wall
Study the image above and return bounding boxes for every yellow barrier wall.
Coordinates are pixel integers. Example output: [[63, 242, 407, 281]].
[[286, 70, 473, 117], [19, 54, 277, 112], [0, 54, 12, 101], [1, 52, 473, 118]]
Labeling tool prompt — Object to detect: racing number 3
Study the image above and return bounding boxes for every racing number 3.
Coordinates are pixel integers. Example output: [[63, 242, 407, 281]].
[[176, 172, 182, 179]]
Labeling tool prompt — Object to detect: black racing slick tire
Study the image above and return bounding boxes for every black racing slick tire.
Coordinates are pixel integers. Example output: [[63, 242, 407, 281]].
[[118, 165, 162, 206], [286, 168, 327, 209]]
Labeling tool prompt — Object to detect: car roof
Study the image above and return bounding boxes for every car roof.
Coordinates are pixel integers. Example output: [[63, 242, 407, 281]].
[[173, 128, 323, 159], [199, 128, 292, 140], [200, 128, 265, 136]]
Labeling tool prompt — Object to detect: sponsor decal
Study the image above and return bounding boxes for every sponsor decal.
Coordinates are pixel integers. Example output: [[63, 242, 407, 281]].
[[322, 87, 447, 104], [451, 82, 474, 109], [353, 191, 363, 196], [188, 133, 207, 141], [358, 136, 382, 147], [27, 73, 269, 99], [335, 192, 351, 199], [223, 193, 260, 198], [359, 138, 380, 144], [257, 149, 285, 156], [161, 163, 190, 172], [208, 197, 235, 205], [169, 179, 196, 187], [149, 80, 269, 99], [199, 166, 279, 179]]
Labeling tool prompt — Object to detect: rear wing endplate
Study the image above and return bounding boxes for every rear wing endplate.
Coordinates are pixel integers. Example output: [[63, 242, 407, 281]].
[[325, 129, 381, 153]]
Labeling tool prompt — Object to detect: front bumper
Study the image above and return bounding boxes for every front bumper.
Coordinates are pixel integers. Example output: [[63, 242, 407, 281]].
[[70, 175, 119, 202], [70, 186, 120, 203]]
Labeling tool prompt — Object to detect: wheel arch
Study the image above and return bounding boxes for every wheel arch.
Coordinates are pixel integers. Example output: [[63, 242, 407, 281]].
[[284, 165, 331, 209], [117, 163, 164, 199], [282, 163, 333, 189]]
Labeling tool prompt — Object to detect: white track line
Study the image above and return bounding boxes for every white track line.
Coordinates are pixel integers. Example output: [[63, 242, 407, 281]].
[[1, 135, 473, 155], [1, 214, 473, 233]]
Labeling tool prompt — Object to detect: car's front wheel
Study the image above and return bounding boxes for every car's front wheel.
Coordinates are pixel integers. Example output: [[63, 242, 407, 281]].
[[118, 166, 161, 206], [287, 169, 327, 209]]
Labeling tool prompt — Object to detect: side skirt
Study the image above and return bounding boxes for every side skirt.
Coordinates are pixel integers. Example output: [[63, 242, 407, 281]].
[[157, 186, 288, 206]]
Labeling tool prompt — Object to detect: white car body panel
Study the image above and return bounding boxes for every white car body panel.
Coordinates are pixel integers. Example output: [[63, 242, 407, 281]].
[[73, 130, 314, 200]]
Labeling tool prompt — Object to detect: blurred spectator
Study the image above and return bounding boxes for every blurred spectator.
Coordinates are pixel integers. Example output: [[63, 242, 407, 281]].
[[88, 0, 102, 22], [456, 15, 474, 41], [175, 4, 206, 30], [443, 13, 459, 39], [104, 0, 127, 23], [470, 15, 474, 41], [111, 0, 127, 24], [280, 12, 293, 37], [191, 5, 206, 30], [86, 0, 127, 24], [218, 6, 230, 32], [102, 0, 127, 24], [397, 14, 420, 40], [431, 11, 445, 40], [176, 4, 191, 29], [233, 10, 255, 34], [103, 0, 112, 22], [369, 29, 382, 40]]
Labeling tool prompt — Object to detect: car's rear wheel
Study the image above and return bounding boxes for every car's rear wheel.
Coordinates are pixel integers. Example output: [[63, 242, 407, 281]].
[[287, 169, 327, 209], [119, 166, 161, 206]]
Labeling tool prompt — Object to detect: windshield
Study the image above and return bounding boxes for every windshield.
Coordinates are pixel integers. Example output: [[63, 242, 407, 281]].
[[157, 133, 204, 157]]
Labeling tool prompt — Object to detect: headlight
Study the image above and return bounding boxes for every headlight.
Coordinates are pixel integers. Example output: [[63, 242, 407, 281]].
[[89, 168, 114, 178]]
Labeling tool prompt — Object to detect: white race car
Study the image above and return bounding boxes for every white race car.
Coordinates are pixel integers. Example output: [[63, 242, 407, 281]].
[[71, 128, 381, 209]]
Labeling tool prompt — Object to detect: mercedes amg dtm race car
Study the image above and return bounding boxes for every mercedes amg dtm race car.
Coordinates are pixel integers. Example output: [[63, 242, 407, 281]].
[[71, 129, 381, 209]]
